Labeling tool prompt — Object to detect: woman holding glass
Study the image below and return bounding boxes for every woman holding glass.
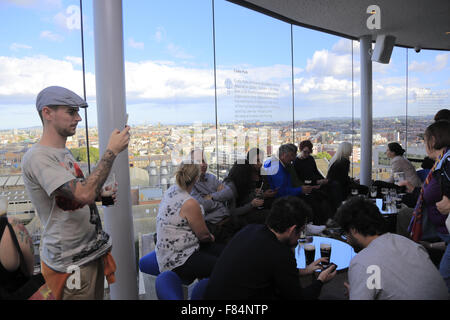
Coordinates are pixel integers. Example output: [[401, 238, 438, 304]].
[[224, 148, 278, 229], [385, 142, 422, 188]]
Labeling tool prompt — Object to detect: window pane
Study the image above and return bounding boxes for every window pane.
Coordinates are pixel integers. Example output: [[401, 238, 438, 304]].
[[407, 49, 450, 163], [293, 29, 353, 178], [214, 0, 293, 178]]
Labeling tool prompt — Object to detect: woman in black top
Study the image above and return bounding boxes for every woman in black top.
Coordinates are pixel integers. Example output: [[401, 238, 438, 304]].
[[0, 215, 35, 298], [294, 140, 327, 185], [327, 142, 368, 202], [224, 148, 277, 228], [327, 142, 353, 201]]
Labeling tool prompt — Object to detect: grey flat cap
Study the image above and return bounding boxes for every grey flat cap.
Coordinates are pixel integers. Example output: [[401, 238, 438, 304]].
[[36, 86, 88, 111]]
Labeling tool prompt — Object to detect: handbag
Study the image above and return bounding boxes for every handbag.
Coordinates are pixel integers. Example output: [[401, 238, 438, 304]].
[[0, 216, 54, 300]]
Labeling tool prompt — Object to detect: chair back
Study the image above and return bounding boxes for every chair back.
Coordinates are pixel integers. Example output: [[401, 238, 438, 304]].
[[139, 250, 160, 276], [155, 271, 184, 300], [190, 278, 209, 300]]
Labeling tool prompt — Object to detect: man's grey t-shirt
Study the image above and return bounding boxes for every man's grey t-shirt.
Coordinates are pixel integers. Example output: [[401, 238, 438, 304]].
[[22, 144, 112, 273], [348, 233, 448, 300]]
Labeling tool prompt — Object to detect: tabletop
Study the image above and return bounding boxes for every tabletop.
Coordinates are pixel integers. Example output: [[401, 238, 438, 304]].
[[296, 236, 356, 271]]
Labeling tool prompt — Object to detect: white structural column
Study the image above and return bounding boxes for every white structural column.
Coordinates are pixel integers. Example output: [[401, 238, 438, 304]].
[[93, 0, 138, 299], [359, 35, 373, 186]]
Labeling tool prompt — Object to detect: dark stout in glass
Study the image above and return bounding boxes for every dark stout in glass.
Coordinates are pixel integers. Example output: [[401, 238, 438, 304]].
[[320, 243, 332, 267], [304, 244, 315, 266]]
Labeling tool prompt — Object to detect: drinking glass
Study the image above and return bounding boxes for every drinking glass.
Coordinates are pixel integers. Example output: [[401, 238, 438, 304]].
[[101, 173, 116, 207], [320, 242, 332, 267], [370, 186, 378, 198], [304, 244, 316, 266]]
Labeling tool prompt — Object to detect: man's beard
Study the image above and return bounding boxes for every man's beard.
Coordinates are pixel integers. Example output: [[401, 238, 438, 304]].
[[57, 127, 76, 137], [347, 233, 364, 253]]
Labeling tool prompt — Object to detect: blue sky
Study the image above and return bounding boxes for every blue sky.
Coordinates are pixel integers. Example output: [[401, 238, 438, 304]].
[[0, 0, 449, 130]]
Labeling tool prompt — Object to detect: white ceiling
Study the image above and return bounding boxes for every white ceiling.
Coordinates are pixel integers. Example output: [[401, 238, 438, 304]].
[[228, 0, 450, 51]]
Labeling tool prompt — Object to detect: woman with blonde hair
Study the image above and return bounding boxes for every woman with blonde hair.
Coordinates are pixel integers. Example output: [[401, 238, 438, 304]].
[[156, 161, 223, 283]]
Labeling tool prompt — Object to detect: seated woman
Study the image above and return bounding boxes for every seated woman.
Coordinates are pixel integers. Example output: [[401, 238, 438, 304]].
[[224, 148, 277, 229], [376, 142, 422, 190], [326, 142, 367, 201], [0, 215, 36, 299], [293, 140, 327, 186], [155, 161, 223, 283]]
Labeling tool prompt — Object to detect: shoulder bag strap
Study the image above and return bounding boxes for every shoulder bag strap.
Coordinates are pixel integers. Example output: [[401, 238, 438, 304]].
[[4, 219, 30, 276]]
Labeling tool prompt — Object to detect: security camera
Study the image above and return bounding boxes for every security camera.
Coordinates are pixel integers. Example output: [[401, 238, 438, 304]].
[[414, 46, 421, 53]]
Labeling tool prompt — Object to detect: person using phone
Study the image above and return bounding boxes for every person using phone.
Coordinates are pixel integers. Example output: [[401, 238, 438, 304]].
[[204, 196, 337, 300], [335, 197, 447, 300]]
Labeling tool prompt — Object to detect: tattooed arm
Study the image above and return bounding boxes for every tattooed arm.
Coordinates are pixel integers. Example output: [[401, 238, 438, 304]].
[[53, 126, 131, 205], [0, 218, 35, 275]]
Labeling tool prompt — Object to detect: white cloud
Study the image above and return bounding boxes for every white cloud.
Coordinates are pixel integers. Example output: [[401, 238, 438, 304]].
[[409, 53, 449, 73], [65, 56, 82, 66], [167, 43, 193, 60], [294, 76, 354, 98], [40, 30, 64, 42], [0, 55, 94, 103], [331, 38, 359, 54], [10, 43, 32, 51], [306, 49, 353, 78], [125, 60, 214, 100], [128, 38, 144, 49]]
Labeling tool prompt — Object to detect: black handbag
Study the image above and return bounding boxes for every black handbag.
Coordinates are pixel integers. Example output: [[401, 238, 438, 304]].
[[0, 216, 47, 300]]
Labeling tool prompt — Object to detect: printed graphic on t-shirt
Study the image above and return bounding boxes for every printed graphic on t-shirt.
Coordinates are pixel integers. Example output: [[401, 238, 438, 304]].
[[55, 152, 110, 263]]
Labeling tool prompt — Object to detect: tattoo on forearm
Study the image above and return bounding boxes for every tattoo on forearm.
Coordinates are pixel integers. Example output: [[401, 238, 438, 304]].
[[88, 149, 116, 196], [10, 219, 34, 255], [54, 149, 116, 202]]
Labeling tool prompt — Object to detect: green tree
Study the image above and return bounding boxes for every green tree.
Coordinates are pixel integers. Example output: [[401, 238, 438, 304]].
[[314, 152, 332, 161], [70, 147, 100, 163]]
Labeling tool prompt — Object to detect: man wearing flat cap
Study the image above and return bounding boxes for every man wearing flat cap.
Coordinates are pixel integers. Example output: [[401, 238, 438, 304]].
[[22, 86, 131, 300]]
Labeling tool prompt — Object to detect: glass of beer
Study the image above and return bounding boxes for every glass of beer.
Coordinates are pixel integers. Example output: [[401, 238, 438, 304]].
[[370, 186, 378, 198], [0, 196, 8, 216], [101, 173, 116, 207], [320, 242, 332, 267], [304, 244, 316, 266]]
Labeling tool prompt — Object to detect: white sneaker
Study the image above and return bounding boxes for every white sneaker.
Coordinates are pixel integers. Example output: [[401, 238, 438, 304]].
[[305, 223, 326, 235]]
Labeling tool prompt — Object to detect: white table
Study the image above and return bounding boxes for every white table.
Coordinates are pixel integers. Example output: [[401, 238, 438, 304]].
[[296, 236, 356, 271]]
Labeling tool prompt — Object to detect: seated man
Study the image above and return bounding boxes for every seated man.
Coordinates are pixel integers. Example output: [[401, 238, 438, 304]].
[[190, 149, 234, 243], [265, 143, 334, 225], [263, 144, 317, 198], [334, 196, 448, 300], [204, 196, 337, 300]]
